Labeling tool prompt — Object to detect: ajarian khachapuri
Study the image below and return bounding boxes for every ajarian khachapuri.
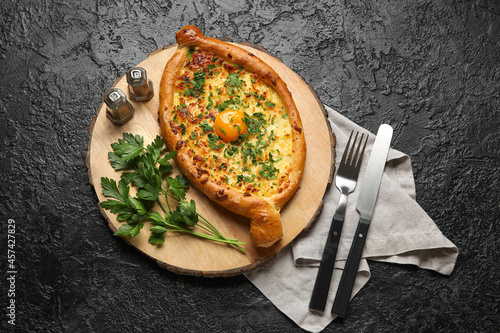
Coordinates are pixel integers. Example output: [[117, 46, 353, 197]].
[[158, 26, 306, 247]]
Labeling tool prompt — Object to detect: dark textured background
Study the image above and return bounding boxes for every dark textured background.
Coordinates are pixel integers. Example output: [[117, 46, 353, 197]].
[[1, 0, 499, 332]]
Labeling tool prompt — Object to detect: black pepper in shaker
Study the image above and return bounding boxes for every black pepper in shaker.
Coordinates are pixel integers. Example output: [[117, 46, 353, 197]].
[[126, 67, 154, 102], [103, 88, 135, 125]]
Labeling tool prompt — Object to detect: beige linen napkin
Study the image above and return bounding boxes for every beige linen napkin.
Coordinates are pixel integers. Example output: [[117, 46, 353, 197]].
[[245, 106, 458, 333]]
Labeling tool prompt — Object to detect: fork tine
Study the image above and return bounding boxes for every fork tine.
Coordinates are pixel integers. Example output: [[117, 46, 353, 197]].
[[346, 132, 359, 166], [353, 133, 368, 168], [340, 130, 354, 165], [352, 133, 363, 166]]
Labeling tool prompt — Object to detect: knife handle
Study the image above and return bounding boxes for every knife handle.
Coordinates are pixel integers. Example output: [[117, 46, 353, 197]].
[[309, 215, 344, 312], [331, 218, 370, 317]]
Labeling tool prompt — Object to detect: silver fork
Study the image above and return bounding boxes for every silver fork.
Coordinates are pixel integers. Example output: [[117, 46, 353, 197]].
[[309, 130, 368, 312]]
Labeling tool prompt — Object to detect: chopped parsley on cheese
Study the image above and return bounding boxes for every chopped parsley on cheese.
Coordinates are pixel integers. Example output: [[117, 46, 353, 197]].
[[170, 48, 293, 198]]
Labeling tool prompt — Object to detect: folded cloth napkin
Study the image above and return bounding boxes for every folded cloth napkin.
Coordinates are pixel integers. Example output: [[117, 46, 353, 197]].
[[245, 105, 459, 333]]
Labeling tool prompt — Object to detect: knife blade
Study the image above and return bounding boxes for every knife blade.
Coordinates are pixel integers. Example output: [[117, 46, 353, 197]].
[[331, 124, 393, 317]]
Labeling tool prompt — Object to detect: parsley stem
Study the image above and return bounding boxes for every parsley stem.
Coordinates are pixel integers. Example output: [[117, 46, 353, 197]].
[[165, 191, 181, 203], [196, 222, 218, 236], [156, 199, 168, 215], [198, 214, 225, 237], [166, 223, 245, 247], [160, 188, 174, 212], [161, 188, 245, 251], [197, 214, 245, 251]]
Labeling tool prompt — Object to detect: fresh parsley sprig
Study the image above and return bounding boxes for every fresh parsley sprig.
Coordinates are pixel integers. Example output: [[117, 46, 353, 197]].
[[100, 133, 245, 252]]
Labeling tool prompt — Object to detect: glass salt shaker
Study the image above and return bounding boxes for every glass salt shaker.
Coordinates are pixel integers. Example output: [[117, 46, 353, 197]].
[[103, 88, 134, 125]]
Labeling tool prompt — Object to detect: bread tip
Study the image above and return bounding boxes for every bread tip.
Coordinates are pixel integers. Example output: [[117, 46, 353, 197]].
[[176, 25, 204, 45]]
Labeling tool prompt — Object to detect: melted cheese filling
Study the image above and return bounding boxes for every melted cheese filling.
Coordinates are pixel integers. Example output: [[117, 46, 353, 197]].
[[170, 48, 293, 198]]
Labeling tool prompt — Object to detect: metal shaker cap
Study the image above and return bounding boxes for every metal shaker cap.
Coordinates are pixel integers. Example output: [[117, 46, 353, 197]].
[[127, 67, 148, 86], [104, 88, 127, 109]]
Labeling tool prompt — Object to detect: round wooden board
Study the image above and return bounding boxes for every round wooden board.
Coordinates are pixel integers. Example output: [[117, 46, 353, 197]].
[[87, 42, 336, 277]]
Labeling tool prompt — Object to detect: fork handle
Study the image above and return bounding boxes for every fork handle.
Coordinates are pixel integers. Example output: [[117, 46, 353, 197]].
[[309, 215, 344, 312], [331, 218, 370, 317]]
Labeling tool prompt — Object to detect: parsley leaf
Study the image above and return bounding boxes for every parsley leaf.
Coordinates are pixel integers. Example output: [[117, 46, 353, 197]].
[[216, 97, 240, 112], [109, 133, 144, 165], [243, 112, 267, 136], [166, 175, 189, 201], [172, 200, 198, 227], [241, 142, 263, 165], [258, 152, 281, 180], [259, 162, 279, 180], [114, 223, 144, 238], [225, 73, 243, 94], [199, 119, 213, 133], [107, 134, 144, 170], [265, 100, 276, 108], [224, 145, 239, 158], [101, 177, 129, 201], [137, 183, 160, 201], [184, 69, 206, 97], [148, 226, 168, 244], [208, 133, 225, 150]]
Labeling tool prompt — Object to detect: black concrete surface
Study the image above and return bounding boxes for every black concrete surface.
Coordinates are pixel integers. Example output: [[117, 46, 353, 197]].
[[1, 1, 499, 332]]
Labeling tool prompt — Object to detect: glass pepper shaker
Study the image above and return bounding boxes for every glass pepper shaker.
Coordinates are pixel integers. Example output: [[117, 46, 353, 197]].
[[126, 67, 154, 102]]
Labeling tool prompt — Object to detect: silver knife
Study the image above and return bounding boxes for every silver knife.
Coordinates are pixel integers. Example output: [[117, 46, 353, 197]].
[[331, 124, 393, 317]]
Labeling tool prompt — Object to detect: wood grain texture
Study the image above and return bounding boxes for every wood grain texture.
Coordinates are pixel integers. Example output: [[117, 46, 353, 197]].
[[87, 43, 335, 277]]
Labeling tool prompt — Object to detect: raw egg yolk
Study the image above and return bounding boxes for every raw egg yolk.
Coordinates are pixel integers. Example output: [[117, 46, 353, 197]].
[[214, 110, 248, 142]]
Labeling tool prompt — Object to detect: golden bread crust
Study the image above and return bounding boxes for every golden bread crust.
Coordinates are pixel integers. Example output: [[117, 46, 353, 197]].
[[158, 25, 306, 247]]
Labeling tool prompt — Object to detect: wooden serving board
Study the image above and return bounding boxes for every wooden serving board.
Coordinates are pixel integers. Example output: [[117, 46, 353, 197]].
[[86, 42, 335, 277]]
